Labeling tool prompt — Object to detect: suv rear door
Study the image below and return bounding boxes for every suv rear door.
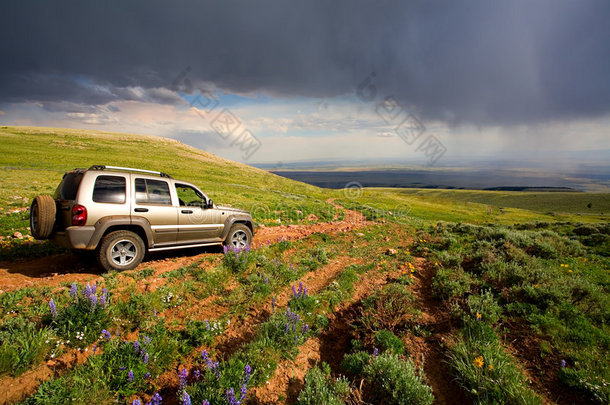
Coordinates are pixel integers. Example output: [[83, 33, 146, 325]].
[[132, 176, 178, 246]]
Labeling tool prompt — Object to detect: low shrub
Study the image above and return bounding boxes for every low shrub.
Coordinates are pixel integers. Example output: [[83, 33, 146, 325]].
[[296, 364, 350, 405], [374, 329, 406, 355]]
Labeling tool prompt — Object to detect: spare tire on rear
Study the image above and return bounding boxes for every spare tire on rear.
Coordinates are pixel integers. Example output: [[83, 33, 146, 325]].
[[30, 195, 56, 239]]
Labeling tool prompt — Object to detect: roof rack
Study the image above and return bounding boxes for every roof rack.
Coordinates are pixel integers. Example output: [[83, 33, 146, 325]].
[[88, 165, 172, 178]]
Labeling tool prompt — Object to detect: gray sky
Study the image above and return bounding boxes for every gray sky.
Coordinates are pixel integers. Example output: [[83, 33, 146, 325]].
[[1, 0, 609, 164]]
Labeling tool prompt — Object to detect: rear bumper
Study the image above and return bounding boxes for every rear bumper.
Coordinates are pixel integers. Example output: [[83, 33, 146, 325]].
[[51, 226, 96, 250]]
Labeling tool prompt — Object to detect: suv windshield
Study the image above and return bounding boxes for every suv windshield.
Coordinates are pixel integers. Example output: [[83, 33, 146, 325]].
[[54, 172, 83, 200]]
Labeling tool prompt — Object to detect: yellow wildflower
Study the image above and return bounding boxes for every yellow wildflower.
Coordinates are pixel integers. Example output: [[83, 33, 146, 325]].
[[473, 356, 484, 368], [488, 364, 493, 371]]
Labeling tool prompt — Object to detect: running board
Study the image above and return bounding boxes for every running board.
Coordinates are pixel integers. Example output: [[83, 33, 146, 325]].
[[148, 242, 222, 252]]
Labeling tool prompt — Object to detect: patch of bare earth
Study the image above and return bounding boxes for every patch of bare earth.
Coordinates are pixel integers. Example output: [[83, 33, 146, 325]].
[[405, 258, 469, 405]]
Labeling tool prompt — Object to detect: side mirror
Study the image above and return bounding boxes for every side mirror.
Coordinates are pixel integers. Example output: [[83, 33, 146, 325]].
[[207, 199, 214, 208]]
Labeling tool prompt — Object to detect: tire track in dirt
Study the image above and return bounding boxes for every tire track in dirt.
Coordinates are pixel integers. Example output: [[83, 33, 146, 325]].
[[405, 258, 470, 405], [0, 202, 367, 293], [250, 252, 406, 404]]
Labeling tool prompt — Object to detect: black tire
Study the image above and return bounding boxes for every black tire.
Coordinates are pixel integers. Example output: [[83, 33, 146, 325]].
[[30, 195, 56, 239], [96, 230, 145, 272], [224, 223, 253, 249]]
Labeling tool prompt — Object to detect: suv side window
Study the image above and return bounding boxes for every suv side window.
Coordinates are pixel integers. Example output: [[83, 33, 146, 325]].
[[54, 172, 83, 200], [92, 175, 126, 204], [135, 178, 172, 205], [175, 184, 206, 207]]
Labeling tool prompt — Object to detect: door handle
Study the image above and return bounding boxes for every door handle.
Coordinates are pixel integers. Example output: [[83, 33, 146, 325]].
[[134, 208, 149, 212], [181, 210, 193, 214]]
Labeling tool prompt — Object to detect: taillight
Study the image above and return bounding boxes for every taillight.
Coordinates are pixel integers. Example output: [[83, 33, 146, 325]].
[[72, 204, 87, 226]]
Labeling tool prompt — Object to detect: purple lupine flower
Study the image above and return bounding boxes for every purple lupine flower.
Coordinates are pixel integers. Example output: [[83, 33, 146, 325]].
[[303, 286, 308, 298], [296, 314, 300, 324], [144, 372, 151, 379], [210, 361, 220, 379], [143, 335, 151, 345], [143, 353, 149, 364], [294, 335, 299, 344], [49, 299, 57, 317], [89, 294, 97, 309], [265, 276, 269, 284], [292, 324, 296, 333], [101, 329, 111, 340], [205, 320, 210, 331], [149, 393, 162, 405], [120, 366, 126, 370], [271, 296, 276, 312], [182, 391, 191, 405], [83, 283, 92, 298], [223, 244, 228, 254], [132, 400, 141, 405], [128, 370, 134, 382], [292, 284, 297, 297], [92, 344, 97, 353], [560, 360, 567, 368], [226, 388, 239, 405], [240, 383, 248, 400], [202, 401, 210, 405], [285, 323, 290, 333], [70, 283, 78, 299], [91, 282, 97, 295], [194, 369, 200, 380], [298, 281, 303, 296], [373, 348, 379, 357], [178, 368, 188, 389], [134, 340, 140, 352], [302, 324, 309, 334], [244, 364, 251, 383], [201, 350, 209, 362], [99, 293, 107, 308]]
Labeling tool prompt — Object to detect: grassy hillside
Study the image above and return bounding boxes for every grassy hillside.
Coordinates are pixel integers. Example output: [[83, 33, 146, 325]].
[[0, 126, 340, 224], [0, 126, 607, 238]]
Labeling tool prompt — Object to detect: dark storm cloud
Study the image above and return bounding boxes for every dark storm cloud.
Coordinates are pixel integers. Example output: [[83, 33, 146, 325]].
[[1, 0, 609, 125]]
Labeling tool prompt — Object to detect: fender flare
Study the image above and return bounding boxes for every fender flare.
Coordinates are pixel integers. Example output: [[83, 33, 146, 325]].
[[86, 216, 154, 249]]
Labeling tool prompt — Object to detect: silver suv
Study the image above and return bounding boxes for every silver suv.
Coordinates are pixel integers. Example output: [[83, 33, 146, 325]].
[[30, 165, 255, 271]]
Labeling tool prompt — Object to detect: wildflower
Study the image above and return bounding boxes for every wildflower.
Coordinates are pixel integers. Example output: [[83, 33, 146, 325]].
[[271, 296, 276, 312], [128, 370, 134, 382], [285, 323, 290, 333], [292, 284, 297, 297], [149, 393, 162, 405], [84, 283, 92, 298], [488, 364, 493, 371], [91, 282, 97, 295], [100, 292, 107, 308], [202, 401, 210, 405], [473, 356, 484, 368], [302, 324, 309, 334], [201, 350, 208, 362], [49, 299, 57, 317], [132, 400, 141, 405], [240, 383, 248, 400], [182, 391, 191, 405], [89, 294, 97, 309], [101, 329, 111, 340], [476, 312, 482, 321], [143, 353, 149, 364], [194, 369, 200, 380], [244, 364, 251, 384], [134, 340, 140, 352], [372, 348, 379, 357], [560, 359, 567, 368], [178, 367, 188, 389], [70, 283, 78, 299], [226, 388, 239, 405], [144, 372, 151, 379], [143, 335, 151, 345]]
